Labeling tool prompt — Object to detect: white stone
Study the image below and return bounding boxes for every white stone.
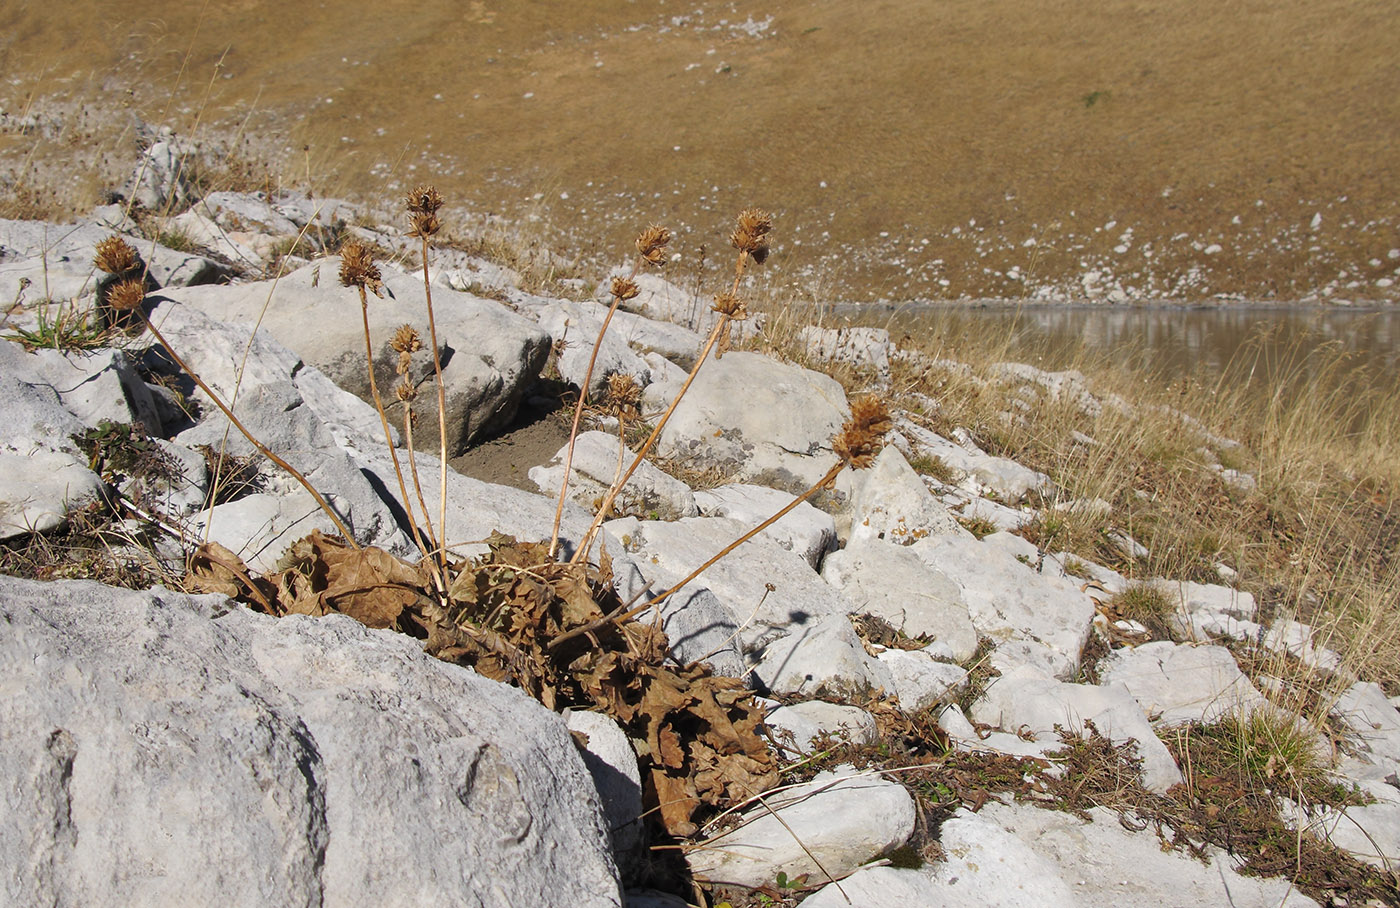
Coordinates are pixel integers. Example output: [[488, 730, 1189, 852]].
[[764, 701, 879, 756], [156, 262, 550, 454], [821, 539, 978, 662], [655, 351, 849, 492], [0, 449, 104, 539], [26, 347, 163, 433], [686, 768, 915, 888], [1332, 681, 1400, 770], [532, 300, 655, 399], [754, 614, 895, 699], [1283, 775, 1400, 873], [604, 515, 857, 650], [799, 865, 947, 908], [530, 431, 698, 521], [1263, 619, 1346, 676], [1099, 641, 1267, 725], [898, 418, 1049, 502], [799, 325, 893, 375], [566, 710, 645, 869], [877, 648, 969, 712], [692, 483, 836, 569], [847, 446, 967, 545], [956, 496, 1036, 531], [912, 534, 1095, 680], [972, 665, 1183, 792], [0, 576, 622, 907]]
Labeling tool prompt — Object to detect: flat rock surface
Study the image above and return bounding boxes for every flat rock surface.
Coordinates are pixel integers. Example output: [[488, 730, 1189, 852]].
[[0, 575, 621, 908], [1099, 641, 1267, 725]]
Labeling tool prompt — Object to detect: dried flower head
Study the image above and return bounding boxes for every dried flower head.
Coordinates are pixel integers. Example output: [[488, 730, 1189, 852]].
[[395, 379, 419, 403], [833, 397, 892, 470], [604, 373, 642, 421], [729, 208, 772, 258], [636, 224, 672, 265], [406, 184, 443, 237], [94, 236, 140, 274], [390, 324, 423, 354], [711, 292, 749, 320], [107, 278, 147, 312], [339, 241, 384, 297], [610, 276, 640, 302]]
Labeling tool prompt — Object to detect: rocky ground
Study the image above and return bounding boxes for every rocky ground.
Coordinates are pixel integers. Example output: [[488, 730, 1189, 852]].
[[2, 148, 1398, 906]]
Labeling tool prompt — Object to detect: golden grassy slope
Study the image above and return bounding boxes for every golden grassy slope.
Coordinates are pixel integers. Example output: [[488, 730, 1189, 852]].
[[2, 0, 1397, 300]]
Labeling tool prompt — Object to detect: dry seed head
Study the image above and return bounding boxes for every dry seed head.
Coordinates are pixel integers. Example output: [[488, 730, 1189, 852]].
[[107, 278, 147, 312], [94, 236, 140, 274], [406, 185, 443, 237], [636, 224, 672, 265], [833, 397, 893, 470], [729, 208, 772, 257], [396, 379, 419, 403], [711, 292, 749, 320], [610, 276, 640, 302], [390, 324, 423, 354], [339, 241, 384, 296], [605, 373, 643, 420]]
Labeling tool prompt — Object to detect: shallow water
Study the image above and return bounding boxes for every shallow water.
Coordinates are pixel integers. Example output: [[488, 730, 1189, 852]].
[[845, 303, 1400, 394]]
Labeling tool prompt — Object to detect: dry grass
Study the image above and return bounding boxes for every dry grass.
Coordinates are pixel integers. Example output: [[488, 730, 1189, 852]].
[[3, 0, 1397, 301]]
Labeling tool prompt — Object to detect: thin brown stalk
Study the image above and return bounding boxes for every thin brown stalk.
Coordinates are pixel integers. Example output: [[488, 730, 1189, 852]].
[[138, 310, 360, 547], [418, 235, 450, 575], [547, 293, 624, 559], [569, 312, 733, 565], [401, 401, 440, 565], [359, 289, 434, 566]]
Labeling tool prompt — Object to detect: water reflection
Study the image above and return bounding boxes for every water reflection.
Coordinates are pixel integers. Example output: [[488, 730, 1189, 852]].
[[844, 304, 1400, 392]]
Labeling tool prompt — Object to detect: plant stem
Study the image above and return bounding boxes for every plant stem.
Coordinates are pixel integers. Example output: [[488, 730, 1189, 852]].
[[548, 461, 844, 650], [570, 312, 732, 565], [401, 402, 440, 564], [138, 310, 360, 548], [548, 293, 623, 559], [419, 235, 449, 575], [359, 291, 433, 564]]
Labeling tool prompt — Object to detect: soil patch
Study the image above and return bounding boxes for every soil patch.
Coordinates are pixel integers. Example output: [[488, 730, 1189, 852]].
[[448, 394, 573, 491]]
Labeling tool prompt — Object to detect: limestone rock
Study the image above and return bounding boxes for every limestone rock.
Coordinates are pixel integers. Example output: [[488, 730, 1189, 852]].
[[0, 576, 622, 907], [692, 483, 836, 569], [530, 431, 698, 521], [1332, 681, 1400, 771], [156, 262, 550, 454], [877, 648, 969, 712], [912, 534, 1095, 680], [899, 418, 1050, 502], [799, 325, 893, 376], [971, 665, 1182, 792], [655, 351, 849, 492], [821, 538, 978, 662], [753, 613, 895, 699], [686, 768, 915, 888], [1099, 641, 1267, 725], [847, 446, 966, 545], [566, 710, 645, 873], [604, 515, 857, 650], [763, 701, 879, 756]]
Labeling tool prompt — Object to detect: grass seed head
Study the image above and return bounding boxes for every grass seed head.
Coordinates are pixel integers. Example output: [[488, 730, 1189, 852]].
[[339, 241, 384, 297], [729, 208, 772, 259], [107, 278, 147, 312], [636, 224, 672, 265], [94, 236, 140, 274], [834, 396, 893, 470], [406, 184, 443, 237], [610, 276, 641, 302]]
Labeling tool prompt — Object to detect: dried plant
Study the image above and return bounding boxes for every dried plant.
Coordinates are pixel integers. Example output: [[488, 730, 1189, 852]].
[[93, 236, 141, 275], [116, 282, 358, 545], [548, 222, 672, 558], [570, 209, 771, 565], [106, 279, 148, 314], [341, 243, 441, 585], [404, 185, 451, 578]]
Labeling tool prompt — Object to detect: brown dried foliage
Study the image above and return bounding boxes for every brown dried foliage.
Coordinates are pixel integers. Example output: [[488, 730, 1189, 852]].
[[604, 373, 642, 421], [833, 396, 892, 470], [610, 275, 641, 302], [406, 184, 444, 237], [729, 208, 772, 257], [186, 531, 779, 838]]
